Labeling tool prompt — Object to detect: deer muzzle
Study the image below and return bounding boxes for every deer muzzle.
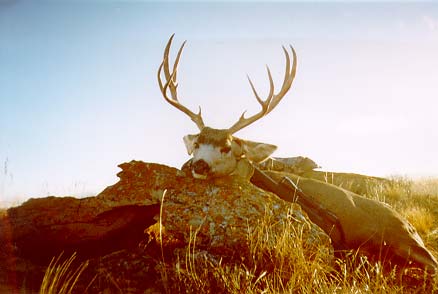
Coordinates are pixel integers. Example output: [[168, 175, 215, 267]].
[[191, 159, 210, 179]]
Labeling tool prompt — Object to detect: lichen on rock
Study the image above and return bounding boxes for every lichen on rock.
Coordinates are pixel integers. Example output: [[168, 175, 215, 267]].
[[103, 161, 329, 258], [0, 160, 330, 293]]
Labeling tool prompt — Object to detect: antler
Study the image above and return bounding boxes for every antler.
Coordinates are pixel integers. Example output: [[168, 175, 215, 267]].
[[228, 45, 297, 134], [157, 34, 205, 130]]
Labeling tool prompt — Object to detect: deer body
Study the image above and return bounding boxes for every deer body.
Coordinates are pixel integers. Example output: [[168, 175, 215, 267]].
[[157, 35, 437, 274], [281, 173, 438, 273]]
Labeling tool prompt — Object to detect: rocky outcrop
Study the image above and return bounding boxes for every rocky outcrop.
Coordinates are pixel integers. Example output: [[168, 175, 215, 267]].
[[256, 156, 390, 197], [0, 161, 328, 293], [257, 156, 320, 174]]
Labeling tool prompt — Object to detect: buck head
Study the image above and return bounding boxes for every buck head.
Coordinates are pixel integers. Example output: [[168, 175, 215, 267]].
[[181, 127, 277, 179], [158, 34, 297, 180]]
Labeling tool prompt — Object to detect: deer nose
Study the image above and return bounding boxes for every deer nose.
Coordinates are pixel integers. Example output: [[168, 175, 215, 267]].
[[192, 159, 210, 175]]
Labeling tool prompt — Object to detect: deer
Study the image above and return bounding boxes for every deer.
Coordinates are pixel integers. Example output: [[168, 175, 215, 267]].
[[157, 35, 438, 275], [158, 34, 295, 180]]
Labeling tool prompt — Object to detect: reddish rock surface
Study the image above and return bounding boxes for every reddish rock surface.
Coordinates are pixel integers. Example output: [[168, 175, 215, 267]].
[[0, 161, 326, 293]]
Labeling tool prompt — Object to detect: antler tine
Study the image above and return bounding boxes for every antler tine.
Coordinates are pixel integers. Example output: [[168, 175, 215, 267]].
[[228, 45, 297, 134], [158, 34, 205, 130]]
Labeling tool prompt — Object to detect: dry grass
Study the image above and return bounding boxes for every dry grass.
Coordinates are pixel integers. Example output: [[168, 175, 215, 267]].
[[377, 177, 438, 248], [39, 252, 89, 294], [37, 176, 438, 293], [403, 206, 435, 236], [157, 176, 438, 293], [160, 223, 436, 293], [412, 178, 438, 196]]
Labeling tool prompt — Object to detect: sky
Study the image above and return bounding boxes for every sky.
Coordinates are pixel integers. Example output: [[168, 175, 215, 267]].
[[1, 1, 438, 207]]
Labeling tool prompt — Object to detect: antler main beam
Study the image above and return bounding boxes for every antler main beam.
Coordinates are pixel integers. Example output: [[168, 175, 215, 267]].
[[157, 34, 205, 130], [228, 46, 297, 134]]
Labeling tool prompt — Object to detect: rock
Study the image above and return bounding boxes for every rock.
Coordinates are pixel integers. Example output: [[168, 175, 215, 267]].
[[302, 170, 390, 196], [257, 156, 320, 174], [3, 197, 159, 263], [256, 156, 390, 197], [104, 161, 327, 259], [0, 161, 328, 293]]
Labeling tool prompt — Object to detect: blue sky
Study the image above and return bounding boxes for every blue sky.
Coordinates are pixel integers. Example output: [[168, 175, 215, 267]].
[[1, 1, 438, 206]]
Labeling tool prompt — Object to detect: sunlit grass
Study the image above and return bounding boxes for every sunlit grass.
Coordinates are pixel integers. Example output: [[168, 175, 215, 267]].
[[155, 176, 438, 293], [28, 175, 438, 293], [412, 178, 438, 196], [39, 252, 88, 294], [404, 206, 435, 236]]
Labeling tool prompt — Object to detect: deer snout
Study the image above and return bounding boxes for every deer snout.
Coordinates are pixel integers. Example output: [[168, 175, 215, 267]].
[[192, 159, 210, 178]]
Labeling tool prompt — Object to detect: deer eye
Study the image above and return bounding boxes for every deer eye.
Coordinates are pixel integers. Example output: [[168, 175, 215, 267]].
[[220, 146, 231, 154], [193, 142, 200, 149]]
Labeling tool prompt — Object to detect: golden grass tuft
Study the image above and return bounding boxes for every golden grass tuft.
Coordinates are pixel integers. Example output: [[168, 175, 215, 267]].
[[39, 252, 88, 294], [403, 206, 435, 235]]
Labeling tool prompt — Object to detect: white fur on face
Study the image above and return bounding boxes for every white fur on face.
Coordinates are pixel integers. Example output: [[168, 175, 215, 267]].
[[183, 127, 277, 179], [192, 143, 238, 177]]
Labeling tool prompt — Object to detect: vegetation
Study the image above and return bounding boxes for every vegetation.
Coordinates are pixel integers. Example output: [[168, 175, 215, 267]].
[[40, 252, 89, 294], [32, 176, 438, 293], [157, 176, 438, 293]]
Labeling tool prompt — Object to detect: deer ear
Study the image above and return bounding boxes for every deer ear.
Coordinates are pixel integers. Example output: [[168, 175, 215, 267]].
[[235, 138, 277, 163], [183, 134, 199, 155]]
